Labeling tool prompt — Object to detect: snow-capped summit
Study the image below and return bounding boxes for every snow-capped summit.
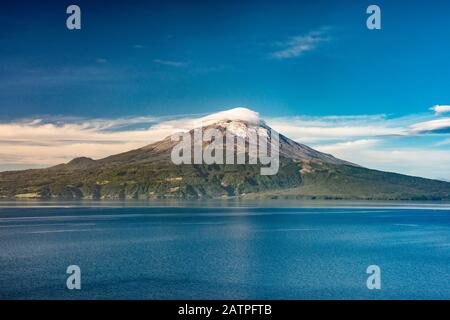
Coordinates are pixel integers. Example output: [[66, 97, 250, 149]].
[[199, 107, 260, 126], [141, 107, 354, 166], [189, 107, 265, 139]]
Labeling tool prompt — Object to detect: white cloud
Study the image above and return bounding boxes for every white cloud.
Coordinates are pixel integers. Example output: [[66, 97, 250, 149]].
[[271, 29, 330, 59], [0, 108, 259, 170], [269, 112, 450, 180], [266, 115, 406, 143], [431, 105, 450, 115], [314, 139, 380, 152], [153, 59, 187, 68], [200, 107, 259, 125], [409, 117, 450, 133], [0, 117, 181, 169], [314, 139, 450, 180]]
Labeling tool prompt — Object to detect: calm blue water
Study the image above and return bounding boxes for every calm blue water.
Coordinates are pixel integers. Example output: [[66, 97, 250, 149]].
[[0, 204, 449, 299]]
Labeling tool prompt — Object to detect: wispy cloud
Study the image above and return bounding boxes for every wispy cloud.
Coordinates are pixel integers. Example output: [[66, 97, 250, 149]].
[[0, 116, 178, 169], [409, 118, 450, 134], [153, 59, 187, 68], [0, 65, 115, 89], [0, 111, 261, 169], [270, 28, 330, 60], [431, 105, 450, 115], [266, 114, 406, 143], [267, 111, 450, 180], [314, 139, 450, 181]]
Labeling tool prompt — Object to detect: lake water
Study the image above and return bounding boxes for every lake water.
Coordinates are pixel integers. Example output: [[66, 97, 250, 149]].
[[0, 203, 449, 299]]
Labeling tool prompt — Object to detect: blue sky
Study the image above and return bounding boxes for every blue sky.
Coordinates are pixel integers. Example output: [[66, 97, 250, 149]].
[[1, 0, 450, 179]]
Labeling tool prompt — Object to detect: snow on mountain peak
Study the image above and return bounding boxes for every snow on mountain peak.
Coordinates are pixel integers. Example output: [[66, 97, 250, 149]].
[[195, 107, 268, 139], [199, 107, 260, 126]]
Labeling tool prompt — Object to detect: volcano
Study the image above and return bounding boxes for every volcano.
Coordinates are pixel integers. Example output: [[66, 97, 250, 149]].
[[1, 108, 450, 200]]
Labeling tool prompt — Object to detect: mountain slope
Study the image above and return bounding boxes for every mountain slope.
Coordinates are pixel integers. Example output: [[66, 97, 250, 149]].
[[1, 109, 450, 200]]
